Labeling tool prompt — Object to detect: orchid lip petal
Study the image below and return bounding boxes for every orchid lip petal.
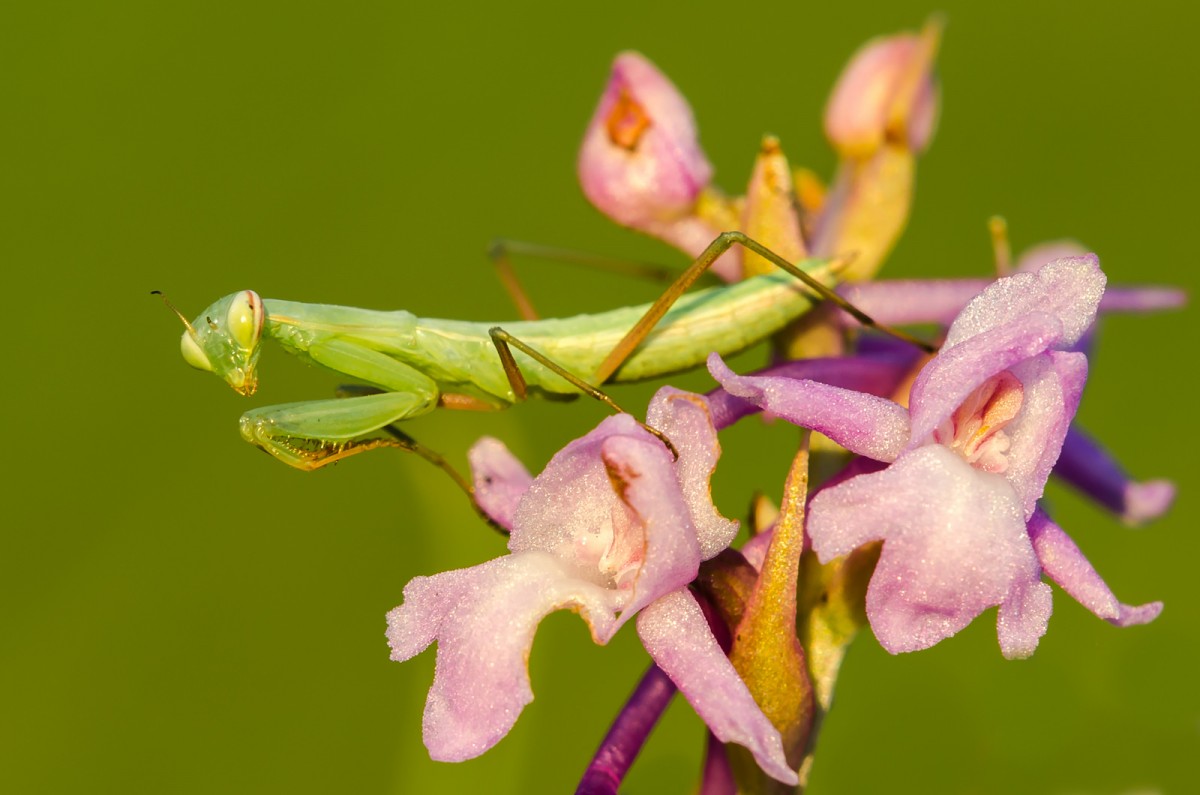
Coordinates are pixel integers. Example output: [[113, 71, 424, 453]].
[[386, 553, 620, 762], [808, 446, 1035, 654]]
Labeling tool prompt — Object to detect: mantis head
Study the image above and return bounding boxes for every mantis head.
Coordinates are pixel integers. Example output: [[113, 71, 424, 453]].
[[160, 290, 266, 396]]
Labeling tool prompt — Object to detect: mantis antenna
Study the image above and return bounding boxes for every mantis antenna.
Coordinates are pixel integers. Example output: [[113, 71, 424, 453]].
[[151, 290, 200, 338]]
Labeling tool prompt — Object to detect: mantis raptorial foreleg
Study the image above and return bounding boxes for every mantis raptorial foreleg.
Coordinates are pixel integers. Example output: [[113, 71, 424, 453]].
[[239, 339, 440, 470]]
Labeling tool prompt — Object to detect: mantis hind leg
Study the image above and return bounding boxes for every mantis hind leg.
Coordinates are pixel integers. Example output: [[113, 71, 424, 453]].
[[487, 238, 686, 321], [590, 231, 935, 385]]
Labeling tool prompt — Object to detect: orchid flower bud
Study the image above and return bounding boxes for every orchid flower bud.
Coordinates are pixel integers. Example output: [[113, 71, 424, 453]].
[[579, 52, 714, 230], [740, 135, 808, 278], [824, 26, 940, 158]]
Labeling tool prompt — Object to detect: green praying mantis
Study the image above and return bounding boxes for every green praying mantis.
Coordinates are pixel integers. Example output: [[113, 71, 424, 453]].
[[160, 232, 931, 472]]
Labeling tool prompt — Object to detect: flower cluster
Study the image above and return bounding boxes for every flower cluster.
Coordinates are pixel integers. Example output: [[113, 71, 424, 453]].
[[385, 22, 1181, 794]]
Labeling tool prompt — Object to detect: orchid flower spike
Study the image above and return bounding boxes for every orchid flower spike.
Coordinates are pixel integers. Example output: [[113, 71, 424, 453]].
[[710, 256, 1162, 659], [386, 388, 798, 786]]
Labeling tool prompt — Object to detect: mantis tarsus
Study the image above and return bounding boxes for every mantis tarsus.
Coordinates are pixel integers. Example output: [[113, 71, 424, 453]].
[[161, 231, 931, 471]]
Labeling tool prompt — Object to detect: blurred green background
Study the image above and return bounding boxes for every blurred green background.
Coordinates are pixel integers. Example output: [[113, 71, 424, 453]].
[[3, 1, 1195, 792]]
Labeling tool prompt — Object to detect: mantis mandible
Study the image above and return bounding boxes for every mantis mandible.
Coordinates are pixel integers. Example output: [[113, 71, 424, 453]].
[[161, 232, 930, 470]]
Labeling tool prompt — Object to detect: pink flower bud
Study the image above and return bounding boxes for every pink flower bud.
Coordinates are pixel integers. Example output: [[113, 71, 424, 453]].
[[579, 52, 713, 229], [824, 28, 940, 157]]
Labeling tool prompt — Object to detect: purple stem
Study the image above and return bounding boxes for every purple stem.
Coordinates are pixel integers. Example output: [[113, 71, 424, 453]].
[[575, 664, 678, 795], [698, 731, 736, 795]]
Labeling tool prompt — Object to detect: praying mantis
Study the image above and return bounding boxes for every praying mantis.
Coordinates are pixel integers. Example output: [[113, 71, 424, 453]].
[[160, 232, 930, 471]]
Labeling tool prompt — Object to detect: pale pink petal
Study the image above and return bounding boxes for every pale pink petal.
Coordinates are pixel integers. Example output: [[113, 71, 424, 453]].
[[509, 413, 645, 558], [1000, 353, 1084, 518], [906, 314, 1063, 451], [386, 552, 620, 761], [578, 52, 712, 229], [1100, 285, 1188, 312], [824, 34, 938, 156], [637, 589, 798, 786], [1026, 510, 1163, 627], [708, 353, 910, 463], [837, 275, 1182, 327], [705, 352, 919, 430], [944, 256, 1105, 349], [808, 446, 1033, 653], [1014, 240, 1087, 273], [598, 433, 703, 630], [837, 278, 991, 326], [468, 437, 533, 531], [646, 388, 738, 558], [1122, 480, 1177, 525], [995, 570, 1053, 660]]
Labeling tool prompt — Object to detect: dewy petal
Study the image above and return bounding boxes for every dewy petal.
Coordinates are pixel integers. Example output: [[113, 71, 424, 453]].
[[469, 437, 534, 531], [1026, 509, 1163, 626], [808, 446, 1035, 654], [905, 314, 1063, 452], [646, 388, 739, 558], [508, 413, 647, 560], [708, 353, 911, 463], [999, 352, 1085, 518], [637, 589, 798, 786], [995, 566, 1053, 660], [838, 275, 1182, 329], [578, 51, 712, 230], [704, 352, 919, 431], [1054, 426, 1176, 525], [944, 256, 1105, 349], [1014, 240, 1088, 273], [386, 552, 620, 762], [598, 433, 704, 629]]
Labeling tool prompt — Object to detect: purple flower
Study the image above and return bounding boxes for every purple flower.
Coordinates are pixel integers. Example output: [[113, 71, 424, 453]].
[[830, 241, 1183, 524], [386, 388, 798, 785], [710, 257, 1162, 658]]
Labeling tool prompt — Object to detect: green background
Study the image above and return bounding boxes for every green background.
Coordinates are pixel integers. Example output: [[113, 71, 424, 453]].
[[4, 2, 1195, 792]]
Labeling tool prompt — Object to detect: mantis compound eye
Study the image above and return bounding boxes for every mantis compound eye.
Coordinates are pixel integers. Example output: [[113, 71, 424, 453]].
[[226, 290, 265, 351], [180, 330, 213, 372]]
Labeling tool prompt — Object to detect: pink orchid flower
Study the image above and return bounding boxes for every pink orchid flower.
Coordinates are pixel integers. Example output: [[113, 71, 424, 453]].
[[386, 388, 798, 786], [710, 257, 1162, 658]]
